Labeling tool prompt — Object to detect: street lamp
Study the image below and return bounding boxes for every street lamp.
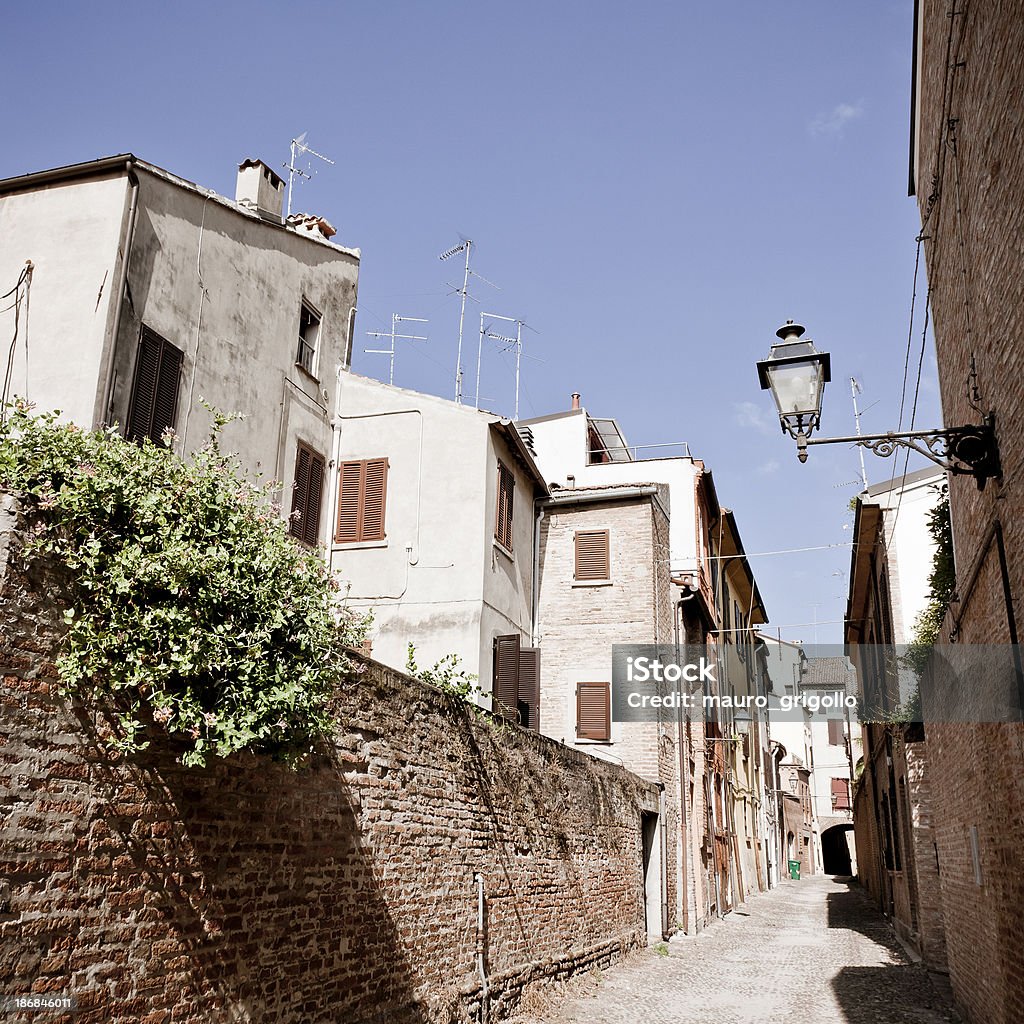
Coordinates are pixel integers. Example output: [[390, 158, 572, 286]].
[[756, 321, 1001, 488]]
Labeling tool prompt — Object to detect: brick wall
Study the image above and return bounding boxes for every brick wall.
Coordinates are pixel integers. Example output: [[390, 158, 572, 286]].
[[914, 3, 1024, 1020], [0, 497, 659, 1023]]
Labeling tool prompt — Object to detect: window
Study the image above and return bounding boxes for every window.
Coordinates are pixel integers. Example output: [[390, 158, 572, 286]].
[[495, 461, 515, 551], [492, 635, 540, 731], [574, 530, 610, 581], [831, 778, 851, 810], [126, 325, 183, 445], [297, 300, 321, 376], [336, 458, 388, 543], [289, 442, 326, 545], [576, 681, 611, 741], [827, 718, 845, 746]]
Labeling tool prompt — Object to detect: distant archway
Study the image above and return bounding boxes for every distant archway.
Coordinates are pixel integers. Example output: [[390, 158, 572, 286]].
[[822, 824, 854, 875]]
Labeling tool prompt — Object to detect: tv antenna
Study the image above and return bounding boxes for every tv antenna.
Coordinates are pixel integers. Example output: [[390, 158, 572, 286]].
[[850, 378, 869, 490], [476, 313, 538, 419], [365, 314, 429, 386], [439, 239, 500, 403], [285, 132, 335, 218]]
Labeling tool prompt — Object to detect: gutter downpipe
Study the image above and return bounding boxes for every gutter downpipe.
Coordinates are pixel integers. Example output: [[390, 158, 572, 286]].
[[99, 160, 139, 428], [674, 595, 693, 934], [474, 872, 489, 1024], [325, 365, 346, 567], [531, 502, 545, 647]]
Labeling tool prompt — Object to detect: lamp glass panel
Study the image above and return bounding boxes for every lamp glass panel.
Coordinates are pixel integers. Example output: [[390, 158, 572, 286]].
[[767, 359, 824, 417]]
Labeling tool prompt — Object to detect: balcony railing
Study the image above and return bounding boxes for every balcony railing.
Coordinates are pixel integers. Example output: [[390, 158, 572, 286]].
[[587, 441, 692, 464]]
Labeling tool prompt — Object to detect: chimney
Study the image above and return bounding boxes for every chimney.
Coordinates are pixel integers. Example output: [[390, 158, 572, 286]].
[[571, 392, 581, 410], [235, 158, 285, 223]]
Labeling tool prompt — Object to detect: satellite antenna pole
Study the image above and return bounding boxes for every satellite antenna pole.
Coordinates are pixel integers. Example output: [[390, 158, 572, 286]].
[[365, 314, 429, 386], [478, 313, 534, 418], [850, 377, 869, 490], [439, 240, 473, 402], [285, 132, 335, 218]]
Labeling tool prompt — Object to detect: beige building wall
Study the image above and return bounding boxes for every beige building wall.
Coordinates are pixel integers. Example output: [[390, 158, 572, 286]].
[[328, 372, 542, 696]]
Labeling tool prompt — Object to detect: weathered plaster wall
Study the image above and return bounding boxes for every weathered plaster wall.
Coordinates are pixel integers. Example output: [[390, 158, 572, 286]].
[[0, 172, 130, 428], [0, 500, 656, 1023]]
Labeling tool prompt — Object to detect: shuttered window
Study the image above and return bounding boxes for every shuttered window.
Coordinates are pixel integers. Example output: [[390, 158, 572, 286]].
[[335, 458, 389, 543], [289, 442, 326, 545], [574, 530, 610, 580], [495, 461, 515, 551], [518, 647, 541, 732], [491, 636, 541, 731], [577, 682, 611, 741], [831, 777, 851, 810], [125, 326, 183, 445], [827, 718, 845, 746]]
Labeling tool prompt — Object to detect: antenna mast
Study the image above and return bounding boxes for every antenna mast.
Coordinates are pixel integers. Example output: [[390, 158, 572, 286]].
[[477, 312, 535, 418], [850, 378, 869, 490], [365, 314, 429, 386], [439, 240, 473, 402], [285, 132, 335, 218]]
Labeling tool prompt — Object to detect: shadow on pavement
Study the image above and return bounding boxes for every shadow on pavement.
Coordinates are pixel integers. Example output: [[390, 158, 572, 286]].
[[832, 966, 960, 1024]]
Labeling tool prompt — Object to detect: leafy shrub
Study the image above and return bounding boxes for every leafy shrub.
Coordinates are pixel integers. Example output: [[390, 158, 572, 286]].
[[0, 399, 366, 767], [405, 642, 483, 701]]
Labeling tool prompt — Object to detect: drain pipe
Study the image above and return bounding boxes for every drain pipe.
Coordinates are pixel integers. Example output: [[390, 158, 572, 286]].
[[474, 872, 489, 1024]]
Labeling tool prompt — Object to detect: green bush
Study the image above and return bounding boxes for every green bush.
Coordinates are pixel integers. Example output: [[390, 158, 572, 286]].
[[0, 399, 366, 767]]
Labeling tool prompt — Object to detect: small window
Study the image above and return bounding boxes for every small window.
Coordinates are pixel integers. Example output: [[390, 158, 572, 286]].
[[297, 300, 321, 376], [492, 635, 540, 731], [495, 461, 515, 551], [577, 682, 611, 741], [827, 718, 845, 746], [289, 442, 326, 545], [831, 777, 851, 810], [336, 458, 388, 543], [126, 325, 183, 445], [574, 530, 610, 580]]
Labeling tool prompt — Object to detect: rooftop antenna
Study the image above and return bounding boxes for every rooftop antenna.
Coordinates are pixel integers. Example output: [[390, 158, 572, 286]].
[[285, 132, 335, 218], [439, 240, 500, 404], [365, 314, 429, 386], [440, 239, 472, 403], [850, 378, 869, 490], [476, 314, 539, 419]]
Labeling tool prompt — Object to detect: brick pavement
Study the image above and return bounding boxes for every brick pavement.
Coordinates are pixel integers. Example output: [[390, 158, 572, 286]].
[[516, 875, 961, 1024]]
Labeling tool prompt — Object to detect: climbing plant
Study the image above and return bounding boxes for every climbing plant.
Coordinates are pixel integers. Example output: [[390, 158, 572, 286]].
[[0, 399, 366, 767]]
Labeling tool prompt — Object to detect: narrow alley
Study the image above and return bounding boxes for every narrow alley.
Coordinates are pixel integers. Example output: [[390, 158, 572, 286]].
[[520, 876, 960, 1024]]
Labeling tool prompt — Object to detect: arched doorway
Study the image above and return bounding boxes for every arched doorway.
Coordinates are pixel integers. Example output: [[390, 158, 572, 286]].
[[821, 823, 854, 875]]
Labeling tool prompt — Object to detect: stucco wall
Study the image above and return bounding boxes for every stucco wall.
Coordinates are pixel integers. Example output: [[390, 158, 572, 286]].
[[0, 172, 130, 427], [329, 373, 538, 695]]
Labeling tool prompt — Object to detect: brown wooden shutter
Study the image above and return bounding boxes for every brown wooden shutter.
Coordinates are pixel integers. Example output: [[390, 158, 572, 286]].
[[518, 647, 541, 732], [577, 682, 610, 740], [492, 634, 520, 720], [495, 462, 514, 550], [574, 530, 610, 580], [361, 458, 388, 541], [336, 461, 363, 543], [831, 777, 850, 809], [827, 718, 844, 746], [126, 326, 182, 444], [290, 443, 325, 545], [290, 445, 311, 541]]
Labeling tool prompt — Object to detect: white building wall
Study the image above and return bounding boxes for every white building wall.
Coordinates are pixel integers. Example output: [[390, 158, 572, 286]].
[[328, 373, 538, 695], [0, 173, 130, 427]]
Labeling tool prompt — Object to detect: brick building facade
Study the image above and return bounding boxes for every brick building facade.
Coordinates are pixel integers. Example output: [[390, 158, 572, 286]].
[[908, 2, 1024, 1019]]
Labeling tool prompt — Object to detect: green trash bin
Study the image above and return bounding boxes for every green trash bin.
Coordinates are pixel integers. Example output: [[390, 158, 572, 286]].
[[788, 859, 801, 880]]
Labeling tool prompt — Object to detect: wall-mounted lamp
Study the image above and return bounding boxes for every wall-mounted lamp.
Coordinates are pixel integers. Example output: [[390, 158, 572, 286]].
[[757, 321, 1001, 488]]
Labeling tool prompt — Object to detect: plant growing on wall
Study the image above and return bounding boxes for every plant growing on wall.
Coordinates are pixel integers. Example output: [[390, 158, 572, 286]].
[[896, 483, 954, 721], [405, 643, 484, 702], [0, 399, 367, 767]]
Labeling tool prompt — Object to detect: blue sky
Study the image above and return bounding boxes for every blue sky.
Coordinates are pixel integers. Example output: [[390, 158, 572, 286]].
[[1, 1, 940, 642]]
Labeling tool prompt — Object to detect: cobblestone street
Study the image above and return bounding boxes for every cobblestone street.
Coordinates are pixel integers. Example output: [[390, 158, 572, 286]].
[[519, 876, 961, 1024]]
